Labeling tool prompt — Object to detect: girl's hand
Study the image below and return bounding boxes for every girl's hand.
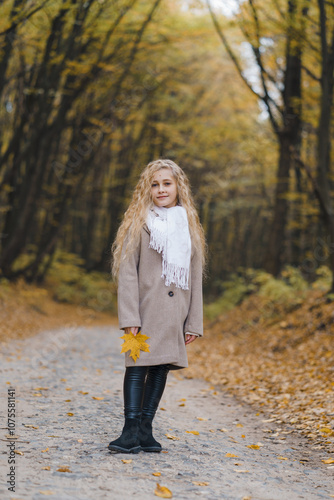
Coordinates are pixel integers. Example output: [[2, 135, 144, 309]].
[[185, 334, 197, 345], [124, 327, 140, 336]]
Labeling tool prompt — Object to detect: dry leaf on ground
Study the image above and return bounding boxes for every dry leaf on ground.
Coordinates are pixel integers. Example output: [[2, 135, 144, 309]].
[[154, 483, 172, 498], [57, 467, 72, 473], [165, 433, 180, 440]]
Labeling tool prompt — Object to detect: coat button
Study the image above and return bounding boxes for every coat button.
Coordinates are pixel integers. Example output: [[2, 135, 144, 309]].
[[168, 291, 174, 297]]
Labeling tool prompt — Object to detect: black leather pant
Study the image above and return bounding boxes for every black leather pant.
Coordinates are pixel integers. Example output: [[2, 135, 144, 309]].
[[123, 364, 170, 420]]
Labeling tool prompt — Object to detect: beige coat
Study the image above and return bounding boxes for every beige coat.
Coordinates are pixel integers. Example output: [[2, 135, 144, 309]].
[[118, 225, 203, 370]]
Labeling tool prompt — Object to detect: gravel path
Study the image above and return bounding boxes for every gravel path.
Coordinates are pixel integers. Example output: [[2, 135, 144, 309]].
[[0, 325, 333, 500]]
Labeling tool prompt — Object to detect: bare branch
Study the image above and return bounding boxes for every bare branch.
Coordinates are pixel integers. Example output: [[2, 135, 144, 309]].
[[206, 0, 281, 135]]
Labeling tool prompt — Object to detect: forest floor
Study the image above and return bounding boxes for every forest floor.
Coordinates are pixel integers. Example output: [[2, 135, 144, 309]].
[[186, 289, 334, 459], [0, 280, 333, 496]]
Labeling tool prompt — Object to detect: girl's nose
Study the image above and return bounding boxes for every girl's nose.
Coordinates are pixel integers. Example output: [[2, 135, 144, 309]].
[[158, 184, 165, 193]]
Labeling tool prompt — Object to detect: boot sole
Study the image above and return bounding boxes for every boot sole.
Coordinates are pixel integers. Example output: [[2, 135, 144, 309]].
[[108, 444, 141, 454], [140, 446, 162, 452]]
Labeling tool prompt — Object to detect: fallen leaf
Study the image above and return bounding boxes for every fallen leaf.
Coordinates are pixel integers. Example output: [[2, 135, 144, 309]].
[[34, 387, 49, 391], [179, 403, 185, 407], [322, 458, 334, 464], [65, 399, 71, 402], [23, 424, 39, 429], [319, 427, 333, 435], [42, 466, 51, 470], [277, 456, 288, 460], [39, 491, 54, 496], [14, 450, 24, 455], [160, 407, 166, 411], [196, 417, 208, 421], [65, 388, 72, 391], [236, 423, 243, 428], [41, 448, 49, 453], [225, 453, 239, 458], [165, 433, 180, 441], [154, 483, 172, 498], [120, 332, 150, 362], [57, 467, 72, 473], [192, 481, 209, 486], [77, 439, 83, 443], [185, 430, 199, 435], [178, 398, 186, 402], [78, 391, 89, 395], [92, 396, 104, 400], [60, 378, 67, 382], [121, 459, 132, 464], [247, 444, 260, 449], [67, 413, 74, 416], [153, 472, 161, 476], [234, 470, 250, 473], [218, 428, 228, 432]]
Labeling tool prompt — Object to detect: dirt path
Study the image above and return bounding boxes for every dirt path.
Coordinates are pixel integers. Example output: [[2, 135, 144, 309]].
[[0, 326, 333, 499]]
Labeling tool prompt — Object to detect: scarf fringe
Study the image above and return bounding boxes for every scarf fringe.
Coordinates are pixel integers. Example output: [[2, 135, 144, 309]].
[[162, 261, 189, 290]]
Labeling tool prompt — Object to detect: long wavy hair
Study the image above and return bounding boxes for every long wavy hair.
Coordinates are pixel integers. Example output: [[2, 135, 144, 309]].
[[111, 159, 206, 279]]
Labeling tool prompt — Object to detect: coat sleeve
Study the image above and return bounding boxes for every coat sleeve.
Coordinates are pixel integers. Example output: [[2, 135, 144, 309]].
[[184, 247, 203, 337], [117, 236, 141, 330]]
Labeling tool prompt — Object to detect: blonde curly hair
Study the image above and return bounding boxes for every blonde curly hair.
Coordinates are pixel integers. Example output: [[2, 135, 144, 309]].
[[111, 159, 206, 278]]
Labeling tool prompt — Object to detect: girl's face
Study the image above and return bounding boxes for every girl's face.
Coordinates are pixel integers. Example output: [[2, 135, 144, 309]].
[[151, 168, 178, 208]]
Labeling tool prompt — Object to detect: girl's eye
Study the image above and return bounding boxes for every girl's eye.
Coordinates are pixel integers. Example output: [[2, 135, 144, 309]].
[[165, 182, 170, 186], [152, 183, 157, 187]]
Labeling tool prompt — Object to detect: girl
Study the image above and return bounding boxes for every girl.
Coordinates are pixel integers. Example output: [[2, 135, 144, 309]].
[[108, 159, 205, 453]]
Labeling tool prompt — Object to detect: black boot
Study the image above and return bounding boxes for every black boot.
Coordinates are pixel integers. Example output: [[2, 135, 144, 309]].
[[139, 416, 162, 452], [108, 367, 148, 454], [139, 364, 169, 453], [108, 417, 141, 453]]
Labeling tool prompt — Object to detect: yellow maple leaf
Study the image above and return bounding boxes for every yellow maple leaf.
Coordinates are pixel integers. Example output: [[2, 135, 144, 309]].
[[121, 459, 132, 464], [185, 430, 200, 435], [153, 472, 161, 476], [247, 444, 260, 449], [92, 396, 104, 400], [120, 332, 150, 362], [192, 481, 209, 486], [225, 453, 239, 458], [154, 483, 172, 498]]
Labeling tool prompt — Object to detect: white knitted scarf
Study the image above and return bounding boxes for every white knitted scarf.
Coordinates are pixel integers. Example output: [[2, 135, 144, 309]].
[[146, 205, 191, 290]]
